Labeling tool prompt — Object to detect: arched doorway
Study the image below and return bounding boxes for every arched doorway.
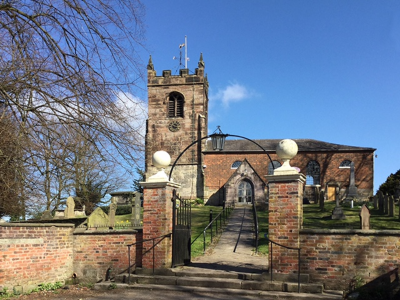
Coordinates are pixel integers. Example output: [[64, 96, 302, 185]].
[[238, 180, 253, 204]]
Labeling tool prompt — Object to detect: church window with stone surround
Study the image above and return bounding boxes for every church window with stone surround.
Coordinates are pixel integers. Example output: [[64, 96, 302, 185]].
[[168, 92, 184, 118], [339, 160, 352, 168], [268, 161, 281, 175], [231, 161, 242, 169], [306, 160, 320, 185]]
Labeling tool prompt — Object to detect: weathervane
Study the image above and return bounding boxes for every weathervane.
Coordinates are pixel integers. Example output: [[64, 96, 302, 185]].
[[173, 36, 189, 69]]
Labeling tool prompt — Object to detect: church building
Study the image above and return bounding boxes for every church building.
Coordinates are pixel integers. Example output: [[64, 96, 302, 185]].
[[145, 55, 375, 205]]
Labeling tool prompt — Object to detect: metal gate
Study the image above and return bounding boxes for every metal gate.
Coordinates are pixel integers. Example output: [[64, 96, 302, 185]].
[[171, 189, 191, 267]]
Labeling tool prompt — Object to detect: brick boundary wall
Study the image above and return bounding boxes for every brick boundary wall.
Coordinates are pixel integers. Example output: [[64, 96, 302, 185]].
[[73, 229, 141, 283], [0, 223, 74, 291], [300, 229, 400, 290], [0, 223, 141, 292]]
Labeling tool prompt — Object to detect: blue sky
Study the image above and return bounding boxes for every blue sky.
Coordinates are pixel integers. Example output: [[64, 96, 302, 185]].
[[136, 1, 400, 192]]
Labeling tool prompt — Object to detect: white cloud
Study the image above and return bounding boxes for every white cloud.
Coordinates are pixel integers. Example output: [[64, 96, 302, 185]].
[[114, 91, 148, 136], [211, 82, 250, 108]]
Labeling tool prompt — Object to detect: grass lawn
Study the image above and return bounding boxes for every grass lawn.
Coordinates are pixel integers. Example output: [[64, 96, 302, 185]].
[[190, 205, 225, 258], [303, 201, 400, 230]]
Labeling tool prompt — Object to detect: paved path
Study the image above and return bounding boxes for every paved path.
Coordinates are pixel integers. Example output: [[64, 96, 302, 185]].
[[185, 205, 268, 274]]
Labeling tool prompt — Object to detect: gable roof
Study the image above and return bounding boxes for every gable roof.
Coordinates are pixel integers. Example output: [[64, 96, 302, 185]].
[[204, 138, 375, 153], [224, 158, 265, 187]]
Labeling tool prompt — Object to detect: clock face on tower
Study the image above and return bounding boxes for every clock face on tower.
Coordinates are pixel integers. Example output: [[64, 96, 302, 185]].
[[168, 120, 181, 132]]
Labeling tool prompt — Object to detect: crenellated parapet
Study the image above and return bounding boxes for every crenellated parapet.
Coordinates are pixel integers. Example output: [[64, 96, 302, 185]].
[[147, 53, 208, 88]]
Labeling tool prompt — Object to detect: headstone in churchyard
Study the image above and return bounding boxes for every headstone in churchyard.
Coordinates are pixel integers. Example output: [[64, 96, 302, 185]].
[[41, 210, 53, 220], [389, 195, 395, 217], [108, 197, 117, 229], [384, 194, 389, 215], [332, 187, 346, 220], [132, 191, 142, 227], [346, 161, 358, 200], [359, 204, 370, 230], [378, 191, 384, 214], [373, 195, 378, 210], [314, 186, 320, 204], [65, 196, 75, 218], [395, 185, 400, 203], [87, 207, 109, 229], [319, 190, 325, 211]]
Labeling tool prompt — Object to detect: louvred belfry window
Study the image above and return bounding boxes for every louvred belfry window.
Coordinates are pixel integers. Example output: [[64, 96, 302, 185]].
[[168, 92, 184, 118]]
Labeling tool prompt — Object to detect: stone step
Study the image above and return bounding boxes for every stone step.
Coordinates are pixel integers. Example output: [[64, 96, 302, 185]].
[[95, 282, 343, 299], [114, 273, 324, 294], [134, 266, 310, 283]]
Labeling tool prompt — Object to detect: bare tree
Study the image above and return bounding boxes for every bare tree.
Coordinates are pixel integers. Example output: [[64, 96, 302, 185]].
[[0, 110, 26, 218], [0, 0, 147, 215]]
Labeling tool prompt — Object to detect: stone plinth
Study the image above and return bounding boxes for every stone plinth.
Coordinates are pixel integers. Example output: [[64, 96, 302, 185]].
[[265, 173, 306, 274]]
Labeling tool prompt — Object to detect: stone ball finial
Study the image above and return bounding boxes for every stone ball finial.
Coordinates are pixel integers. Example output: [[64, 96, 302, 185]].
[[276, 139, 298, 161], [274, 139, 299, 175], [152, 151, 171, 169], [148, 151, 171, 183]]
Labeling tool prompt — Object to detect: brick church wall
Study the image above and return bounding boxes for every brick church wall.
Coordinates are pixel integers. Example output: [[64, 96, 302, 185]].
[[203, 151, 374, 202]]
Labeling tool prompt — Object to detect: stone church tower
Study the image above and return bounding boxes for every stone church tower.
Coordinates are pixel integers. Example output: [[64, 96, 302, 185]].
[[145, 54, 209, 199]]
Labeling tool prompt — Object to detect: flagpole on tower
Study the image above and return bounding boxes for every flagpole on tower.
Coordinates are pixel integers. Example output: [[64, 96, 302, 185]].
[[185, 35, 188, 69]]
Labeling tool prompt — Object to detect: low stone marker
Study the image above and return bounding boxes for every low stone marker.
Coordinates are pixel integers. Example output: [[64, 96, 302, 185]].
[[359, 204, 370, 230], [87, 207, 109, 229], [41, 210, 53, 220]]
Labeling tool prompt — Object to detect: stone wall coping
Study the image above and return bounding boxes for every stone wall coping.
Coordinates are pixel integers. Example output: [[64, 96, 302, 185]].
[[141, 181, 181, 189], [265, 173, 306, 183], [0, 222, 75, 228], [300, 228, 400, 236], [73, 229, 138, 235]]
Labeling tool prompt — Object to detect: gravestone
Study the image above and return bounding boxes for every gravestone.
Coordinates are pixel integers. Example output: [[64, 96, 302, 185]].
[[384, 194, 389, 215], [65, 196, 75, 218], [332, 187, 346, 220], [373, 195, 378, 210], [319, 190, 325, 211], [132, 191, 142, 227], [41, 210, 52, 220], [346, 161, 358, 200], [378, 191, 384, 214], [359, 204, 370, 230], [108, 197, 117, 229], [87, 207, 109, 229], [389, 195, 395, 217], [314, 186, 320, 204]]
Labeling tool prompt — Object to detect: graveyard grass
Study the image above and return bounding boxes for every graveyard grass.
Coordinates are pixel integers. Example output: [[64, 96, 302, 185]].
[[190, 206, 224, 258], [303, 201, 400, 230]]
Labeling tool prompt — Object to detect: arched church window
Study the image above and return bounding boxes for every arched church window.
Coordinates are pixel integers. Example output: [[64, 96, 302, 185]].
[[231, 161, 242, 169], [268, 161, 281, 175], [306, 160, 320, 185], [168, 92, 184, 118], [339, 160, 352, 168], [238, 180, 252, 203]]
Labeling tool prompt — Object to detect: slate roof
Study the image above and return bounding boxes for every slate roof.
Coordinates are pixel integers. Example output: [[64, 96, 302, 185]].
[[204, 138, 376, 152]]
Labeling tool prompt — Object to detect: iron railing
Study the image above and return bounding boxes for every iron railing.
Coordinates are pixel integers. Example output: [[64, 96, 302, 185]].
[[126, 233, 171, 284], [191, 204, 233, 253], [252, 202, 259, 253], [264, 233, 301, 293]]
